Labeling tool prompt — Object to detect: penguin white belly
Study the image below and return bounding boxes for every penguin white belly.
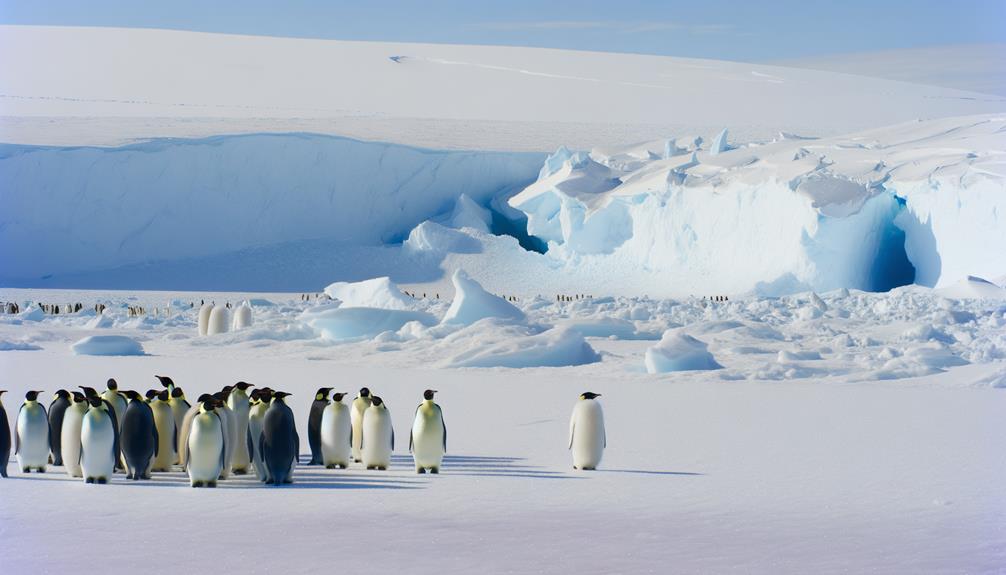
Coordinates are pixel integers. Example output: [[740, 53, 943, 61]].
[[351, 402, 368, 462], [16, 406, 49, 470], [228, 397, 251, 471], [248, 409, 267, 481], [61, 405, 86, 477], [570, 401, 605, 470], [362, 410, 393, 468], [188, 415, 224, 486], [150, 403, 177, 471], [233, 304, 252, 330], [80, 411, 115, 482], [320, 404, 352, 467], [177, 405, 199, 468], [411, 409, 445, 470], [217, 406, 237, 478], [207, 306, 230, 335], [197, 304, 214, 336]]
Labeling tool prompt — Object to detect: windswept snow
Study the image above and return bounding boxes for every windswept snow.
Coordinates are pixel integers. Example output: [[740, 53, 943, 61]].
[[70, 335, 145, 356]]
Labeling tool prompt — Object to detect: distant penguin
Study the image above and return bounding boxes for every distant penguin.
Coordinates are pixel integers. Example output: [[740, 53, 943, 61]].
[[214, 390, 237, 479], [119, 390, 158, 480], [227, 382, 254, 474], [362, 396, 394, 470], [320, 392, 351, 469], [47, 390, 72, 466], [178, 393, 212, 469], [187, 400, 226, 488], [308, 387, 333, 465], [260, 392, 298, 485], [198, 303, 214, 336], [248, 388, 271, 482], [410, 389, 446, 474], [149, 390, 177, 472], [15, 391, 49, 472], [0, 390, 10, 478], [168, 387, 190, 464], [80, 397, 117, 484], [61, 392, 88, 477], [207, 305, 230, 335], [351, 387, 373, 463], [569, 392, 605, 470], [232, 301, 252, 330]]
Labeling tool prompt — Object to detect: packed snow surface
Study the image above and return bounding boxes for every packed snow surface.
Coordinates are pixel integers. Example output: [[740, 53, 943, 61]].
[[70, 335, 145, 356]]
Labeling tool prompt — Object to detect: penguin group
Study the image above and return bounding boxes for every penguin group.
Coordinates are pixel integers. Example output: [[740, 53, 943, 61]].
[[0, 382, 607, 482], [197, 301, 254, 336], [557, 294, 593, 302]]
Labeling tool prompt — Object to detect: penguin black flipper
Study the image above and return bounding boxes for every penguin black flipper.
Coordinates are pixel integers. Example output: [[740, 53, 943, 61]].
[[103, 399, 121, 471], [390, 428, 395, 452], [218, 412, 227, 471], [14, 423, 19, 455], [152, 420, 160, 458], [568, 422, 575, 450], [172, 422, 178, 455], [440, 407, 447, 453], [246, 428, 253, 464]]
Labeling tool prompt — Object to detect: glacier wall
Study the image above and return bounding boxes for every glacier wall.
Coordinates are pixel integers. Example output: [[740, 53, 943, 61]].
[[0, 134, 545, 282]]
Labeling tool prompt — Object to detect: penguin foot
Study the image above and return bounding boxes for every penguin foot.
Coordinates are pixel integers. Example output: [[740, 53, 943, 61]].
[[377, 466, 387, 471], [97, 477, 108, 484], [430, 467, 439, 474], [0, 469, 7, 478], [232, 468, 247, 475], [339, 464, 347, 469], [85, 477, 95, 484], [36, 467, 45, 473], [208, 481, 217, 488], [22, 467, 30, 473], [367, 465, 375, 470], [326, 464, 337, 469], [192, 481, 204, 488], [416, 467, 426, 474]]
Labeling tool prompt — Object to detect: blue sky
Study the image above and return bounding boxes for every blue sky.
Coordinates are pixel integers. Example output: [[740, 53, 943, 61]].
[[1, 0, 1004, 61]]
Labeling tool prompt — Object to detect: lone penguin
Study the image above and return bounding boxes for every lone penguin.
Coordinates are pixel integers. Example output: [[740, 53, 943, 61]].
[[47, 390, 72, 466], [119, 390, 158, 480], [80, 397, 117, 484], [16, 391, 49, 473], [61, 392, 88, 477], [187, 400, 226, 488], [149, 390, 177, 472], [0, 390, 10, 478], [351, 387, 373, 463], [409, 389, 446, 474], [308, 387, 333, 465], [260, 392, 299, 485], [320, 392, 351, 469], [227, 382, 254, 474], [569, 392, 605, 470], [362, 396, 394, 470]]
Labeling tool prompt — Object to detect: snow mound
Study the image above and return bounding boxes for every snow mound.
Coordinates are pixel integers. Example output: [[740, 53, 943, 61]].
[[449, 194, 492, 233], [444, 327, 600, 368], [0, 339, 42, 351], [301, 305, 436, 341], [404, 221, 481, 255], [84, 314, 115, 329], [645, 331, 722, 373], [441, 269, 526, 326], [935, 276, 1006, 300], [324, 277, 415, 310], [556, 317, 653, 340], [18, 306, 45, 322], [71, 335, 145, 356]]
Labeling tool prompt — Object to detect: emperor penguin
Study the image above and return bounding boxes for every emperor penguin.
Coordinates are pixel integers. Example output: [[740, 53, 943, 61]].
[[320, 392, 351, 469], [187, 400, 226, 488], [227, 382, 254, 474], [350, 387, 373, 463], [197, 303, 214, 336], [178, 393, 213, 469], [307, 387, 333, 465], [248, 388, 272, 482], [362, 396, 394, 470], [79, 386, 122, 470], [80, 397, 116, 484], [260, 391, 298, 485], [15, 391, 49, 472], [207, 305, 230, 335], [60, 392, 88, 477], [232, 301, 252, 330], [409, 389, 446, 474], [213, 390, 237, 479], [0, 390, 10, 478], [149, 390, 177, 472], [168, 387, 190, 464], [569, 392, 605, 470], [101, 379, 128, 434], [47, 389, 72, 466], [119, 390, 158, 480]]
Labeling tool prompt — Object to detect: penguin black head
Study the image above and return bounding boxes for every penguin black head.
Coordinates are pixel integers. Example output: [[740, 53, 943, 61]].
[[580, 392, 602, 400], [54, 389, 70, 399], [212, 391, 227, 402], [71, 392, 86, 403], [196, 393, 213, 403], [106, 378, 118, 391], [371, 396, 384, 407], [157, 390, 170, 402], [234, 382, 254, 391], [25, 390, 43, 401], [171, 387, 185, 399], [200, 400, 216, 412], [332, 392, 347, 402], [220, 386, 233, 397], [315, 387, 333, 401], [122, 390, 142, 401], [155, 375, 175, 388], [79, 386, 99, 399], [87, 397, 104, 409], [0, 390, 6, 398], [145, 389, 160, 400], [359, 387, 371, 398], [423, 389, 438, 401], [273, 392, 292, 401]]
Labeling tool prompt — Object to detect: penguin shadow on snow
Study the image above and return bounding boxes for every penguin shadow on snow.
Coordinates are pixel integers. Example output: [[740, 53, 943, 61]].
[[387, 454, 583, 480]]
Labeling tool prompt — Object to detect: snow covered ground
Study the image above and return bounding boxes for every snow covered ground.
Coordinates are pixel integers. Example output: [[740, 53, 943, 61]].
[[1, 280, 1005, 573]]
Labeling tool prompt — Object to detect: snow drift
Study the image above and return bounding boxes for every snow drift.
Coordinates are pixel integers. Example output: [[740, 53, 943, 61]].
[[645, 332, 722, 373], [71, 335, 145, 356]]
